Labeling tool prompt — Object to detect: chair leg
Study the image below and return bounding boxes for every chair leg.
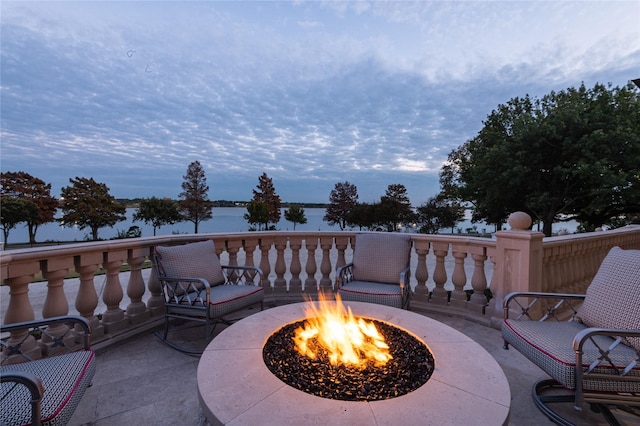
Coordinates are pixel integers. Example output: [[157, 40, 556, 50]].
[[532, 379, 625, 426]]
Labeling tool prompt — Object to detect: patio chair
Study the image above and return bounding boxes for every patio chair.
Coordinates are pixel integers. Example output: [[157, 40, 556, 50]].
[[1, 315, 96, 426], [502, 246, 640, 425], [154, 240, 264, 354], [336, 233, 412, 309]]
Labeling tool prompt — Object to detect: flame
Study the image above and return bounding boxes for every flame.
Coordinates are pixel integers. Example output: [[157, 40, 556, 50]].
[[293, 293, 392, 369]]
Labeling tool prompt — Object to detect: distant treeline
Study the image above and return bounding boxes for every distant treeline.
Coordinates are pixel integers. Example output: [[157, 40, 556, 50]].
[[116, 198, 328, 209]]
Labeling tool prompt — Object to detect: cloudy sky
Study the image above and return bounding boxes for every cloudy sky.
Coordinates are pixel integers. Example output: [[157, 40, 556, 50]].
[[1, 1, 638, 205]]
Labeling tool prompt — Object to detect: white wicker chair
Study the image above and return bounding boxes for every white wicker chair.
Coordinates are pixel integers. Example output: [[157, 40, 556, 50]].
[[502, 246, 640, 425], [336, 233, 412, 309]]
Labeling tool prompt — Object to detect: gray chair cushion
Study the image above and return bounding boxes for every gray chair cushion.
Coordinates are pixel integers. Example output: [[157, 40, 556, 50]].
[[155, 240, 226, 287], [338, 281, 403, 308], [1, 351, 96, 426], [576, 246, 640, 351], [502, 320, 640, 393], [351, 233, 411, 284]]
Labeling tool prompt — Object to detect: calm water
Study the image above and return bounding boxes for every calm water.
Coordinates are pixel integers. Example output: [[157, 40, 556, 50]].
[[6, 207, 577, 244]]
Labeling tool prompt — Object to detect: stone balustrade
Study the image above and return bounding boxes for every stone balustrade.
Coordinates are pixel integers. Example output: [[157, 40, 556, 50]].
[[2, 216, 640, 351]]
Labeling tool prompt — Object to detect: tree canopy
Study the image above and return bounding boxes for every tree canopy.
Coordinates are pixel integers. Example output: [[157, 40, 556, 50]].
[[133, 197, 182, 236], [0, 197, 40, 244], [415, 195, 465, 234], [179, 161, 213, 233], [284, 204, 307, 230], [60, 177, 126, 240], [324, 181, 359, 230], [0, 171, 58, 243], [244, 200, 270, 231], [440, 82, 640, 236]]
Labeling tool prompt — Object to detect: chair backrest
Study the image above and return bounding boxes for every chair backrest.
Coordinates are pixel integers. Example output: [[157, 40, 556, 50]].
[[155, 240, 226, 287], [576, 246, 640, 351], [351, 233, 411, 284]]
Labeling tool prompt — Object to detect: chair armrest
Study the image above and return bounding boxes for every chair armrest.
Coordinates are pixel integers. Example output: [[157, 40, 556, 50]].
[[503, 291, 586, 321], [336, 263, 354, 288], [221, 265, 263, 286], [0, 315, 92, 352], [0, 371, 44, 426], [573, 327, 640, 352], [399, 264, 411, 289]]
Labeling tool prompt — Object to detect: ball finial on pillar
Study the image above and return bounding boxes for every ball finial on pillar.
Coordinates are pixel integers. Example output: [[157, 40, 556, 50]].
[[508, 211, 532, 230]]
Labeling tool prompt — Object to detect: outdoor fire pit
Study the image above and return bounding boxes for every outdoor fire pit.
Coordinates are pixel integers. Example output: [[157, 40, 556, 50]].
[[263, 296, 434, 401], [197, 302, 511, 425]]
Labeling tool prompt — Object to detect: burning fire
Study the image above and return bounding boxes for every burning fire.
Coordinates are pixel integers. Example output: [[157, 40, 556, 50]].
[[293, 293, 392, 369]]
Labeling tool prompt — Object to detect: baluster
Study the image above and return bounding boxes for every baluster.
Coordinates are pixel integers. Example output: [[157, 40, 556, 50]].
[[288, 235, 303, 294], [40, 259, 71, 319], [413, 239, 430, 302], [259, 238, 273, 289], [468, 247, 488, 314], [74, 252, 103, 338], [243, 238, 259, 282], [40, 259, 72, 353], [273, 236, 287, 294], [125, 248, 150, 323], [431, 243, 449, 305], [450, 247, 468, 308], [2, 270, 40, 361], [226, 239, 241, 282], [101, 251, 127, 333], [304, 237, 318, 295], [334, 236, 349, 291], [146, 247, 164, 316], [319, 236, 333, 292]]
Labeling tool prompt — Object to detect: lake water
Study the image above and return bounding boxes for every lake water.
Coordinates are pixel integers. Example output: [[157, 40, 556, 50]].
[[6, 207, 578, 244]]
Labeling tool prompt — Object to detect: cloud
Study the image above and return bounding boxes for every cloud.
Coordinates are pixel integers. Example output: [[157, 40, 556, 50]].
[[1, 1, 638, 204]]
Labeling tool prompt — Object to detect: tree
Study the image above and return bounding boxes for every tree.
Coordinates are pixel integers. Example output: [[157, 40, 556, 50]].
[[324, 181, 358, 230], [60, 177, 126, 240], [133, 197, 182, 236], [379, 184, 415, 230], [0, 171, 58, 243], [415, 195, 465, 234], [251, 173, 281, 228], [0, 197, 39, 244], [179, 161, 213, 233], [284, 204, 307, 230], [346, 202, 377, 231], [440, 82, 640, 236], [244, 200, 270, 231]]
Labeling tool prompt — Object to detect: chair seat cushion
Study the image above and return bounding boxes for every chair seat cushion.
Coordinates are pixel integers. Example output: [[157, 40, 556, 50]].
[[502, 319, 640, 393], [338, 281, 403, 308], [1, 351, 96, 426], [208, 284, 264, 318]]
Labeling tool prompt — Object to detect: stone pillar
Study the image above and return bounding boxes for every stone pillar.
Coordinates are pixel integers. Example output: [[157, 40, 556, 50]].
[[413, 239, 430, 302], [125, 248, 151, 324], [319, 236, 333, 291], [304, 237, 318, 294], [449, 247, 468, 309], [431, 243, 449, 304], [74, 252, 104, 338], [288, 236, 303, 294], [489, 212, 544, 327], [101, 250, 128, 333], [273, 236, 287, 294]]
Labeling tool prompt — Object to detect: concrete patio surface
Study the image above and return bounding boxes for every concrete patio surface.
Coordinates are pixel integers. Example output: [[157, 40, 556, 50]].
[[66, 305, 639, 426]]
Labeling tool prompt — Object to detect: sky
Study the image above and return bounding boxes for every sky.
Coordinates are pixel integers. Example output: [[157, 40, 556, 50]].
[[1, 1, 638, 205]]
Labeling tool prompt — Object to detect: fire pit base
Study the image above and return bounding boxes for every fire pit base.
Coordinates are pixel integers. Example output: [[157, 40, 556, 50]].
[[197, 302, 511, 426]]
